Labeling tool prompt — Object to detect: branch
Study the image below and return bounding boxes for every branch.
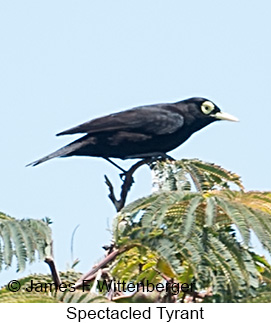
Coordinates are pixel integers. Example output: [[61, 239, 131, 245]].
[[74, 244, 140, 289], [44, 257, 61, 287], [105, 159, 151, 212], [74, 248, 120, 288]]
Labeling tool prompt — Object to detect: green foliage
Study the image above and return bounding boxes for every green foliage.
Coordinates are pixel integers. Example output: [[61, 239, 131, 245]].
[[0, 213, 52, 272], [111, 159, 271, 302], [1, 159, 271, 303], [151, 159, 244, 192], [0, 270, 82, 303], [0, 270, 112, 303], [0, 291, 56, 303], [56, 291, 111, 303]]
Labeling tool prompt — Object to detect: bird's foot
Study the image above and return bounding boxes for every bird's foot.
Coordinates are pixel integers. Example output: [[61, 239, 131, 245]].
[[119, 171, 135, 186], [126, 152, 175, 161], [120, 171, 128, 181], [156, 153, 175, 161]]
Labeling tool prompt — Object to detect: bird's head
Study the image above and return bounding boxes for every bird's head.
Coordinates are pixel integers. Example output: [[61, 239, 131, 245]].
[[180, 97, 239, 129]]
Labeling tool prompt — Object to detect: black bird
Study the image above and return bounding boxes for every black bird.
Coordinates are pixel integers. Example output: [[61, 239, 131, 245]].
[[27, 97, 238, 168]]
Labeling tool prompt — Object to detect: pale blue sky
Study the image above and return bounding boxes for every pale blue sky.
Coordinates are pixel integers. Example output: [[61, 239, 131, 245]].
[[1, 0, 271, 285]]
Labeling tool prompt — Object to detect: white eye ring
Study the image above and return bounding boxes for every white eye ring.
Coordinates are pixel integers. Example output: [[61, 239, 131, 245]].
[[201, 101, 215, 115]]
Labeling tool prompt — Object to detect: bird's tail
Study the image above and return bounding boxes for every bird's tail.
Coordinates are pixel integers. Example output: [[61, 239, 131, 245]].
[[26, 140, 87, 167]]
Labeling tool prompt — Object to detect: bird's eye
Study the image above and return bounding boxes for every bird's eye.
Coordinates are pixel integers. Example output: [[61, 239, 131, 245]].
[[201, 101, 215, 115]]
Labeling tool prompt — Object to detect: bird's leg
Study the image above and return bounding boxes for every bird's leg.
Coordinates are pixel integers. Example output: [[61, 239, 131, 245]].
[[104, 158, 127, 174], [104, 154, 174, 181]]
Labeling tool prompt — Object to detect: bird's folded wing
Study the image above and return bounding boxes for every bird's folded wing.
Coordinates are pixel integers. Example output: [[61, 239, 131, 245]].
[[56, 104, 184, 136]]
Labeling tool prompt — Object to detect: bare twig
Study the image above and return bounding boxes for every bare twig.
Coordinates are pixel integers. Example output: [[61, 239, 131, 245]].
[[44, 257, 61, 287], [71, 224, 80, 263], [105, 159, 152, 212]]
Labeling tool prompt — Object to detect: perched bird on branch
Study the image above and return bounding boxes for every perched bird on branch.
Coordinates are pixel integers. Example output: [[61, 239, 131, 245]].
[[27, 97, 238, 169]]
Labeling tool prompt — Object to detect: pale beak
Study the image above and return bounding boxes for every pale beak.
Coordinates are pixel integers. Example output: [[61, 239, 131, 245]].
[[213, 111, 239, 122]]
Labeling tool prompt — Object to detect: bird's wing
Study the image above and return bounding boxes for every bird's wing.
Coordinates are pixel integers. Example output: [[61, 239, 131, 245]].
[[56, 104, 184, 136]]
